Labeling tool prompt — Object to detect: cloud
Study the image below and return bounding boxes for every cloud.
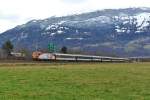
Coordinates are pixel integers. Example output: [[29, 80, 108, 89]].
[[0, 20, 16, 33], [0, 17, 31, 33], [0, 13, 21, 22], [0, 11, 33, 33], [62, 0, 88, 4], [0, 0, 150, 32]]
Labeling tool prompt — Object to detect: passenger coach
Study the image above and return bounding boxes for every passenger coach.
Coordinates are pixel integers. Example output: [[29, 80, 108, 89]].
[[32, 51, 129, 62]]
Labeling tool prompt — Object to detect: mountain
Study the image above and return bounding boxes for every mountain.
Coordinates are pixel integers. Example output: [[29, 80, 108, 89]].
[[0, 8, 150, 57]]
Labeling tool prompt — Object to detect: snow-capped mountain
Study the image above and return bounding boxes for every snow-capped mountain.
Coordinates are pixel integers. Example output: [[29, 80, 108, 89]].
[[0, 8, 150, 57]]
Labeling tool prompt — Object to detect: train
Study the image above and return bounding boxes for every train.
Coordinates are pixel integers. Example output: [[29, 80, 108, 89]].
[[32, 51, 130, 62]]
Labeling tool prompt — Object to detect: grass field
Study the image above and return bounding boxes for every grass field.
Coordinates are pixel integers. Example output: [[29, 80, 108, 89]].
[[0, 62, 149, 100]]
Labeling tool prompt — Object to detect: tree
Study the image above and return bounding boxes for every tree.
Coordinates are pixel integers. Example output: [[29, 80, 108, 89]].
[[2, 40, 14, 57], [61, 46, 67, 54]]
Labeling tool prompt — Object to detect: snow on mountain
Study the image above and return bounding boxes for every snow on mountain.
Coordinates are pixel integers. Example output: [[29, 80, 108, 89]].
[[66, 37, 84, 40], [57, 30, 64, 34], [45, 25, 58, 30], [135, 13, 150, 30], [113, 12, 150, 35]]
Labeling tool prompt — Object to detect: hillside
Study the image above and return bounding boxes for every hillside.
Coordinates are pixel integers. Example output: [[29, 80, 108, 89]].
[[0, 8, 150, 57]]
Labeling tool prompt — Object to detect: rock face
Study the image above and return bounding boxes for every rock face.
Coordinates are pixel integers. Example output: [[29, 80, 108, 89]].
[[0, 8, 150, 57]]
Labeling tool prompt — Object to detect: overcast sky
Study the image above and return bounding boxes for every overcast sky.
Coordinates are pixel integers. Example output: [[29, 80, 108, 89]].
[[0, 0, 150, 33]]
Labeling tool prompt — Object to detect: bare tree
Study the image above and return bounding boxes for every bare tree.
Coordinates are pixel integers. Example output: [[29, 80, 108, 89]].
[[2, 40, 14, 58]]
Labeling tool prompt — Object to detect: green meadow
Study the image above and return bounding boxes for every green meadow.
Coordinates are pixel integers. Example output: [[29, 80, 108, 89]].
[[0, 63, 149, 100]]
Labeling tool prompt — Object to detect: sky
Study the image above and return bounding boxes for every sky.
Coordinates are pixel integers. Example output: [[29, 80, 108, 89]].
[[0, 0, 150, 33]]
